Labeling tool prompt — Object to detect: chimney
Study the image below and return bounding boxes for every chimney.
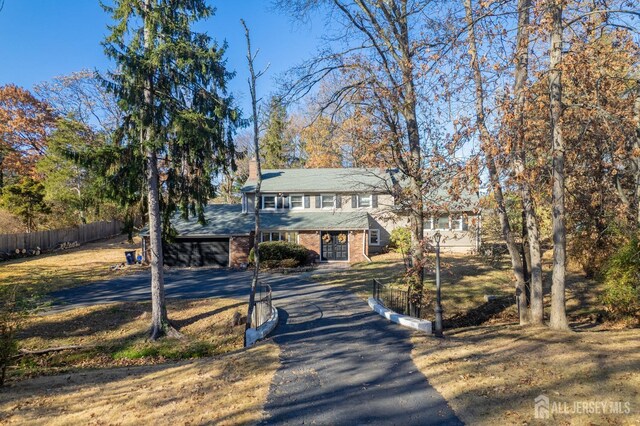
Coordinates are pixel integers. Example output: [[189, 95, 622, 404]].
[[248, 157, 258, 181]]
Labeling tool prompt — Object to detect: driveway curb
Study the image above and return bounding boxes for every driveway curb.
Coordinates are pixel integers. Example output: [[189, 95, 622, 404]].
[[368, 297, 432, 334], [245, 305, 279, 347]]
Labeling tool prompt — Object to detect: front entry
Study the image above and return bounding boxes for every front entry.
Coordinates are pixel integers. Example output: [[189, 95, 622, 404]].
[[320, 231, 349, 261]]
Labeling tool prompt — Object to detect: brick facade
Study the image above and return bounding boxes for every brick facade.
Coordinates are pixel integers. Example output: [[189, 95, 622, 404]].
[[296, 230, 368, 263], [298, 231, 321, 263], [230, 235, 253, 267], [349, 230, 368, 263]]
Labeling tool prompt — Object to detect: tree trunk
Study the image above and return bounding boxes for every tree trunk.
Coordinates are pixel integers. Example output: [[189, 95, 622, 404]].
[[147, 147, 174, 339], [397, 3, 424, 299], [513, 0, 544, 324], [143, 0, 177, 340], [242, 20, 263, 334], [548, 0, 570, 331], [0, 155, 4, 191], [464, 0, 528, 324], [634, 79, 640, 226]]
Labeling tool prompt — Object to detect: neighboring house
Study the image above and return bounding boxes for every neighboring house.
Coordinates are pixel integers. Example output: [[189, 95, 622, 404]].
[[141, 160, 480, 267]]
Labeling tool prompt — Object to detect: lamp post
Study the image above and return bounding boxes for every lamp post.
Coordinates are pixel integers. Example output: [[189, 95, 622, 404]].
[[434, 232, 444, 338]]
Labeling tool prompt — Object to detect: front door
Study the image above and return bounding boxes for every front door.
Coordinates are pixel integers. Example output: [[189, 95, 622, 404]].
[[321, 231, 349, 261]]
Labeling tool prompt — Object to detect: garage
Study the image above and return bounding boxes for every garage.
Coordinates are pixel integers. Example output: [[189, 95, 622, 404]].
[[163, 237, 229, 267]]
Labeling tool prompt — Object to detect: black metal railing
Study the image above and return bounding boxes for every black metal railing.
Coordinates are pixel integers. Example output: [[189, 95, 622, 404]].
[[251, 284, 273, 328], [372, 278, 421, 318]]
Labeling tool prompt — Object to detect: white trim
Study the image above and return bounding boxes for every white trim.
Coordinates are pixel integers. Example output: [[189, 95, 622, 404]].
[[369, 228, 381, 246], [260, 231, 299, 243], [451, 215, 464, 231], [289, 194, 305, 210], [362, 229, 372, 262], [434, 215, 451, 231], [320, 194, 336, 209], [357, 194, 372, 208], [261, 194, 277, 210]]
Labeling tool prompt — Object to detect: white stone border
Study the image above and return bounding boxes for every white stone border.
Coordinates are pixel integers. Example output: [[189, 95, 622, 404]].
[[368, 297, 432, 334], [245, 305, 279, 347]]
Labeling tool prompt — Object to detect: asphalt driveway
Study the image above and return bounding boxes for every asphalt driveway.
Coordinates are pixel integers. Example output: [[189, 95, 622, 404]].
[[49, 268, 460, 425], [48, 268, 253, 311]]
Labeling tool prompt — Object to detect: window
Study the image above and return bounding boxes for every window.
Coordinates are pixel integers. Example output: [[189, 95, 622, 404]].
[[284, 232, 298, 243], [290, 194, 304, 209], [358, 194, 372, 208], [369, 229, 380, 246], [451, 216, 463, 231], [435, 215, 450, 230], [262, 195, 276, 209], [261, 231, 298, 243], [321, 194, 335, 209]]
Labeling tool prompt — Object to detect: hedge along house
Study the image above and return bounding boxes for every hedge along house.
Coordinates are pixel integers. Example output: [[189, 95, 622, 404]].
[[141, 161, 481, 267]]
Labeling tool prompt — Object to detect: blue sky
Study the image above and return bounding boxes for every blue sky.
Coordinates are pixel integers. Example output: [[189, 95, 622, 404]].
[[0, 0, 324, 115]]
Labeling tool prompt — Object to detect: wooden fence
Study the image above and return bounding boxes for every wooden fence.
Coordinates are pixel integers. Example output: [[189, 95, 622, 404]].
[[0, 220, 123, 254]]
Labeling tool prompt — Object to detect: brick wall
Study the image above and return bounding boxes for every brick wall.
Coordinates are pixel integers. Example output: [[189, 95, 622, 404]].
[[349, 230, 367, 263], [298, 231, 320, 263], [230, 235, 253, 267]]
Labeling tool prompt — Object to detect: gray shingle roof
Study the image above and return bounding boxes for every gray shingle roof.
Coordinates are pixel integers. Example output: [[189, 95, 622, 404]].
[[241, 168, 394, 193], [139, 204, 254, 237], [140, 204, 370, 237], [260, 211, 369, 231]]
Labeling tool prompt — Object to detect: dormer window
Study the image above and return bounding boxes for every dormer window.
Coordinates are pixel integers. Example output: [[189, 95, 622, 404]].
[[358, 194, 372, 208]]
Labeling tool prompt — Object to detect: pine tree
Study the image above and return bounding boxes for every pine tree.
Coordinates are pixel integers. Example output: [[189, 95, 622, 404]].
[[260, 96, 293, 168], [102, 0, 239, 339], [1, 177, 50, 232]]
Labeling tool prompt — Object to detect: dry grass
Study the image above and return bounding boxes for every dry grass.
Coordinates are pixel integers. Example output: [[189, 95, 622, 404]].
[[311, 252, 407, 299], [0, 235, 145, 294], [412, 326, 640, 425], [0, 341, 280, 426], [314, 251, 514, 317], [317, 251, 613, 325], [12, 298, 247, 380]]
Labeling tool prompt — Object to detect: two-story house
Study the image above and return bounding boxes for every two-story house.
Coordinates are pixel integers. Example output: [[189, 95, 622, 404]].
[[142, 160, 480, 268]]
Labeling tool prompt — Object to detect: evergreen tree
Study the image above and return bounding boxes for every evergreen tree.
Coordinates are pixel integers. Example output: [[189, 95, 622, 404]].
[[102, 0, 239, 339], [1, 177, 50, 232], [260, 96, 293, 168], [37, 119, 105, 226]]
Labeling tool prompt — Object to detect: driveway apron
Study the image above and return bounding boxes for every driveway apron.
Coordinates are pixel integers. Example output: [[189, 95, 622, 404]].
[[260, 273, 461, 425]]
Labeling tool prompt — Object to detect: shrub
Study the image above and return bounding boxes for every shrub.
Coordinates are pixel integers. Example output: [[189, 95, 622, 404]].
[[389, 227, 411, 254], [280, 258, 300, 269], [249, 241, 310, 268], [601, 236, 640, 321]]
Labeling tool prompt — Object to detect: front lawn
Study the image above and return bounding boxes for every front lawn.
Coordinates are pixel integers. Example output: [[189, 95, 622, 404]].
[[313, 251, 514, 318], [0, 235, 145, 295], [412, 326, 640, 425], [1, 342, 279, 425], [1, 297, 281, 425], [316, 251, 612, 326], [11, 298, 246, 380]]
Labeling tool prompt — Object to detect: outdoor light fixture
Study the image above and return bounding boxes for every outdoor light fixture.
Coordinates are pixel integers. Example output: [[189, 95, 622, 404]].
[[434, 231, 444, 338]]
